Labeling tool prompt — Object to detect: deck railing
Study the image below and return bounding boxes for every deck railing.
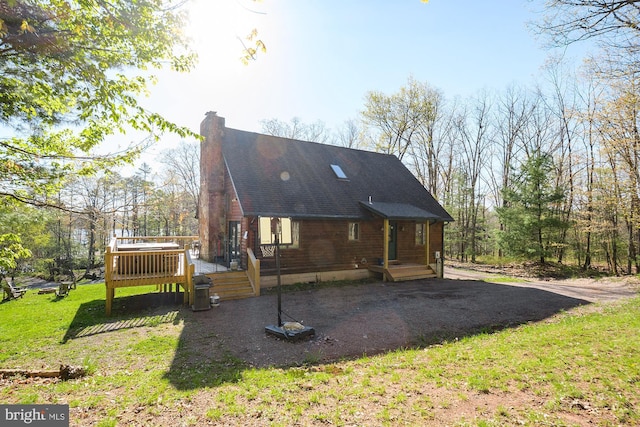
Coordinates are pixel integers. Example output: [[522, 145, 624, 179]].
[[114, 235, 198, 249], [104, 236, 197, 315], [247, 247, 261, 297]]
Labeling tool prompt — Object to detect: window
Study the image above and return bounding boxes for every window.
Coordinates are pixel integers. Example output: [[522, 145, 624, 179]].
[[258, 217, 299, 248], [349, 222, 360, 241], [331, 164, 348, 180], [290, 221, 300, 249], [259, 217, 293, 245], [415, 223, 425, 245]]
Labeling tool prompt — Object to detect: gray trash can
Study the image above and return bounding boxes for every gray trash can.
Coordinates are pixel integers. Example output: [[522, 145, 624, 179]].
[[192, 274, 212, 311]]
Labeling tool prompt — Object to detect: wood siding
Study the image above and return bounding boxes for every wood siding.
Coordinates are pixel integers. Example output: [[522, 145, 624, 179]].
[[397, 222, 422, 264], [244, 217, 445, 276], [429, 221, 444, 264], [392, 221, 443, 265]]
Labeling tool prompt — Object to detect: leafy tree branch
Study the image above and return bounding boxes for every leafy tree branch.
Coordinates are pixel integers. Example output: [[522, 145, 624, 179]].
[[0, 0, 197, 208]]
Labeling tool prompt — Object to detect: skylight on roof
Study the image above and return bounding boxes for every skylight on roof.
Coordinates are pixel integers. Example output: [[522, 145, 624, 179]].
[[331, 164, 348, 179]]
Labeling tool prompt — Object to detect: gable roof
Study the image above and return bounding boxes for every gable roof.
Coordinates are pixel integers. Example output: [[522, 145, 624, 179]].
[[221, 128, 453, 222]]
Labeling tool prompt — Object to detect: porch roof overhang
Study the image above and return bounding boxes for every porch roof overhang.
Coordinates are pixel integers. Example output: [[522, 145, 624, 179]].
[[359, 201, 441, 221]]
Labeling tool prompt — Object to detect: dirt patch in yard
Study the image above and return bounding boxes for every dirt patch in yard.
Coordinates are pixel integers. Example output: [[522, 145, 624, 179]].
[[164, 266, 638, 372]]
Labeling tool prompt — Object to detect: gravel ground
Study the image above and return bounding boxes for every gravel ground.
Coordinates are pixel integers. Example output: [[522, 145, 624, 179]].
[[167, 266, 639, 371]]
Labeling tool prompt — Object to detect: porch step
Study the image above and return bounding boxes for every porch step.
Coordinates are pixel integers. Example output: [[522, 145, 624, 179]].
[[207, 271, 256, 301], [386, 264, 436, 282], [369, 263, 437, 282]]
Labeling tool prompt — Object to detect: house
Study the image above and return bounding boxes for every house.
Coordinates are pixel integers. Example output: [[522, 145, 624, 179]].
[[199, 112, 453, 287]]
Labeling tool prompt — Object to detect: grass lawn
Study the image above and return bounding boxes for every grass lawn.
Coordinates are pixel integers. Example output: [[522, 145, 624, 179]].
[[0, 282, 638, 426]]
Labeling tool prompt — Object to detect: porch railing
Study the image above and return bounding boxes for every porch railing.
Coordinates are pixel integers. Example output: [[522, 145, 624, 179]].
[[247, 247, 261, 297]]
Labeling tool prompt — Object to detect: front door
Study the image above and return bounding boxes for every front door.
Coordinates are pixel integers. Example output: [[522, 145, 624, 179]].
[[228, 221, 241, 266], [388, 221, 397, 261]]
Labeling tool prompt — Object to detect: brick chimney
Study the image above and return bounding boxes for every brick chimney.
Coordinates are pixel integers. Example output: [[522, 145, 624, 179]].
[[199, 111, 226, 262]]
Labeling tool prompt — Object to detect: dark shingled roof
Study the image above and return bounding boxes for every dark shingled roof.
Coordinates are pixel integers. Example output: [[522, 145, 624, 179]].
[[359, 201, 441, 221], [222, 128, 453, 222]]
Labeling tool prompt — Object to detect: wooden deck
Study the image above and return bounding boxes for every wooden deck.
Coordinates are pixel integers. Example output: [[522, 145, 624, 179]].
[[104, 236, 198, 315], [104, 238, 438, 313]]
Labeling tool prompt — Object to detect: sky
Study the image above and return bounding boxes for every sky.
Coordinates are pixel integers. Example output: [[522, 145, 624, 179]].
[[135, 0, 591, 167]]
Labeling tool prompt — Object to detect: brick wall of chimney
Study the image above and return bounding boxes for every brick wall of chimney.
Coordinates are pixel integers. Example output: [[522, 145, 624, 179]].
[[199, 112, 226, 262]]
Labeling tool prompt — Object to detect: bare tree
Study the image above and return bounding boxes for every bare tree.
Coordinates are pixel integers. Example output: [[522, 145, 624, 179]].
[[72, 175, 114, 277], [597, 73, 640, 274], [538, 0, 640, 72], [543, 59, 581, 263], [452, 91, 494, 262], [159, 141, 200, 219], [436, 98, 461, 207], [261, 117, 333, 144], [491, 85, 532, 207], [408, 86, 448, 196], [335, 119, 364, 149], [539, 0, 640, 47], [362, 76, 437, 161], [490, 85, 533, 257], [558, 64, 606, 271]]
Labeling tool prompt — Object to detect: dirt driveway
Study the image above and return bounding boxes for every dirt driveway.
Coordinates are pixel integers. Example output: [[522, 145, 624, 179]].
[[164, 266, 638, 377], [444, 266, 637, 303]]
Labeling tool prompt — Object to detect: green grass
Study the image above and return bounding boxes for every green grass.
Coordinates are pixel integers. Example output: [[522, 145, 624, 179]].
[[0, 282, 638, 426], [1, 284, 157, 362]]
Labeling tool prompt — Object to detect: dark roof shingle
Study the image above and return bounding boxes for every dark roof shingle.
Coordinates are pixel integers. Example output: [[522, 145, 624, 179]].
[[222, 128, 453, 222]]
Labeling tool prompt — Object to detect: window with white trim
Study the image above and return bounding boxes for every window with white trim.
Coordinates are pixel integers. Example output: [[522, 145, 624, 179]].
[[348, 222, 360, 241]]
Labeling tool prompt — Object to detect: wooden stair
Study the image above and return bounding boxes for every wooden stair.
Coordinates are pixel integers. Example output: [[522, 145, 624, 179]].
[[369, 263, 437, 282], [207, 271, 256, 301]]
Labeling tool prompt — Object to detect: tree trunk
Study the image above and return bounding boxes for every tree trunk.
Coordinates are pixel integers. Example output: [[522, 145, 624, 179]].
[[85, 210, 97, 278]]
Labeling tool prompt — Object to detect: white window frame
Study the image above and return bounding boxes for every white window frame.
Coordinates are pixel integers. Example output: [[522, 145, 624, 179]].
[[348, 222, 360, 241], [258, 217, 293, 245]]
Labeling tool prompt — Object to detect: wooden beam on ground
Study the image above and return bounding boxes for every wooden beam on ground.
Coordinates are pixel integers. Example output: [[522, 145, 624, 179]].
[[0, 365, 87, 380]]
